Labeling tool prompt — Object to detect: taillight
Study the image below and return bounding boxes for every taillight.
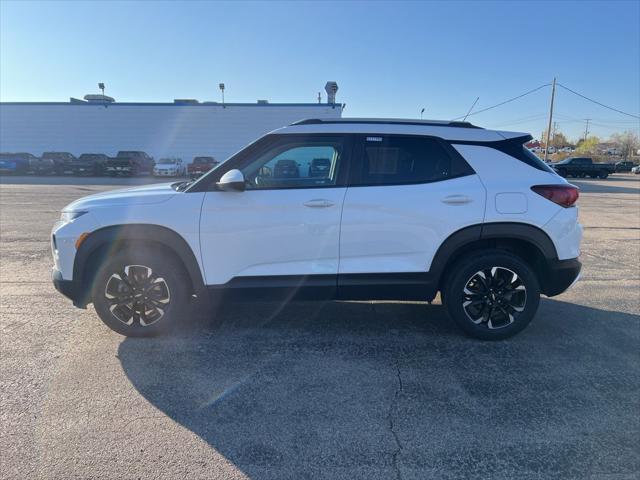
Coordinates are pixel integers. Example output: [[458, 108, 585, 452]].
[[531, 185, 579, 208]]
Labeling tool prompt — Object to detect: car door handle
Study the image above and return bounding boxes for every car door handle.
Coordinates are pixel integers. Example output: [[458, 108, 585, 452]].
[[441, 195, 472, 205], [304, 199, 334, 208]]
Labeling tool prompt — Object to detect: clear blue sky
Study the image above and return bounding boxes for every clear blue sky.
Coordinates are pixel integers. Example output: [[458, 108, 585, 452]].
[[1, 0, 638, 141]]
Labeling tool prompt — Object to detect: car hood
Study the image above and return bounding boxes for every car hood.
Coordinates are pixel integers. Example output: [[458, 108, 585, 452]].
[[64, 182, 178, 210], [155, 164, 179, 169]]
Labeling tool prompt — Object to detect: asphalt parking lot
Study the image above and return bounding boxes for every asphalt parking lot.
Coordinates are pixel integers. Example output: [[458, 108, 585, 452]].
[[1, 174, 639, 480]]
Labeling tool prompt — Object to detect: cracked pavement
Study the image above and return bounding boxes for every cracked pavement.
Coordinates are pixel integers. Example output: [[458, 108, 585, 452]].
[[1, 174, 639, 479]]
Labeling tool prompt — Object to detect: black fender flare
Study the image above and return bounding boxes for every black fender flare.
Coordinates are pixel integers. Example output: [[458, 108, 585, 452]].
[[429, 222, 559, 284], [73, 224, 205, 305]]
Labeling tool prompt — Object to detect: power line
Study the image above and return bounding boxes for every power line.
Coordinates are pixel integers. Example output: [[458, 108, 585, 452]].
[[451, 84, 551, 120], [556, 83, 640, 119]]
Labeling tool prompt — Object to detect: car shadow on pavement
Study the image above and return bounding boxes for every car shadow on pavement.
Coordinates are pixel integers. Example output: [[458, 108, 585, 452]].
[[118, 299, 640, 479]]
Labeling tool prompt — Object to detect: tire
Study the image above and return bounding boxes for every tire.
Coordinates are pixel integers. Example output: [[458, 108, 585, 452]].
[[598, 170, 608, 179], [557, 168, 567, 178], [442, 249, 541, 340], [92, 247, 189, 337]]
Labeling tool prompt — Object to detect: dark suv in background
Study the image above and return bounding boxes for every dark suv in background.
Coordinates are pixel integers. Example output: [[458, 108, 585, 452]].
[[105, 151, 154, 176]]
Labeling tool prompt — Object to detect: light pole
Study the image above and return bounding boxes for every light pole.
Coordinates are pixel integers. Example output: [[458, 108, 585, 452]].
[[219, 83, 225, 106], [98, 83, 105, 97], [420, 107, 425, 119]]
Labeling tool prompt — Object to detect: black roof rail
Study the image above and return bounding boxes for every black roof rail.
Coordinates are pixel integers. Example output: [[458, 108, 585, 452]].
[[290, 118, 483, 129]]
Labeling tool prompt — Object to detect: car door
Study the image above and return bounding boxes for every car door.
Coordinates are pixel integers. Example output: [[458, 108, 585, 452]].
[[199, 134, 351, 293], [338, 134, 486, 296]]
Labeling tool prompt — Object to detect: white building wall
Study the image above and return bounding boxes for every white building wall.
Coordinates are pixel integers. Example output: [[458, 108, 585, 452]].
[[0, 103, 342, 162]]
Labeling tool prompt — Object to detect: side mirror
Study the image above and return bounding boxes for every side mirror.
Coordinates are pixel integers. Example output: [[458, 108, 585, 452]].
[[216, 169, 246, 192]]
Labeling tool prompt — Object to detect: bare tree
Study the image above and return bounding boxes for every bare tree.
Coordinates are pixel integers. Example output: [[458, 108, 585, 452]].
[[610, 131, 640, 160]]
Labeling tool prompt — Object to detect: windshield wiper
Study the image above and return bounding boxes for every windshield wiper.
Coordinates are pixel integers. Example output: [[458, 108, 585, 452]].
[[173, 180, 193, 192]]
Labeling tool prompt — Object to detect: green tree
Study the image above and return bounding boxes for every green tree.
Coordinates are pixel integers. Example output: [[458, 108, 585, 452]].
[[575, 136, 601, 154]]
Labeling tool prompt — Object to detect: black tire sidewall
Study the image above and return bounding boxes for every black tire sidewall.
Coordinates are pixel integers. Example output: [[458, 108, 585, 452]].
[[443, 251, 541, 340], [92, 249, 188, 337]]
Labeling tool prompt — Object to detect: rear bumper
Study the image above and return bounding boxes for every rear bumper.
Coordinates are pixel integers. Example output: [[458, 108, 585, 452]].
[[52, 268, 87, 308], [541, 258, 582, 297]]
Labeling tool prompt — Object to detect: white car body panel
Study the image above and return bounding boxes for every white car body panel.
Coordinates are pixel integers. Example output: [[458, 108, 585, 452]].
[[199, 188, 347, 284], [452, 144, 581, 260], [339, 175, 486, 273], [53, 185, 205, 281]]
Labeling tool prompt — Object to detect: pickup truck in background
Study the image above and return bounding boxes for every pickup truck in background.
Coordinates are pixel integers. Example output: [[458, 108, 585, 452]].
[[188, 156, 219, 178], [42, 152, 77, 175], [105, 151, 154, 176], [550, 157, 616, 179], [71, 153, 110, 176]]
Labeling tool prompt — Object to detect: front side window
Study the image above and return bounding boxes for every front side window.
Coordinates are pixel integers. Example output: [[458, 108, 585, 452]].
[[241, 139, 344, 189], [353, 136, 467, 186]]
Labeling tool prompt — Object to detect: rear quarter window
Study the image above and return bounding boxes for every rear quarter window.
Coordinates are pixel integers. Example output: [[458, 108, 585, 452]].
[[352, 135, 474, 186]]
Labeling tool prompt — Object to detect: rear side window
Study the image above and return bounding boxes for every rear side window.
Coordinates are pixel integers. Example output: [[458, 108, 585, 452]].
[[352, 136, 473, 186]]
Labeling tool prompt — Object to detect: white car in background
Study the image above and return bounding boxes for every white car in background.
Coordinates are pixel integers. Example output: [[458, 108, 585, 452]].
[[631, 165, 640, 174], [153, 158, 185, 177]]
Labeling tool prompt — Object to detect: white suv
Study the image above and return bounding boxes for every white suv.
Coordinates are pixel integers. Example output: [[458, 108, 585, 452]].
[[51, 118, 582, 340]]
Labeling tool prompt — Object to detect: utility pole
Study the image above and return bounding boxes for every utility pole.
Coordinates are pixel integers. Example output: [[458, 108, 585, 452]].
[[552, 121, 557, 148], [583, 119, 591, 143], [544, 77, 556, 162]]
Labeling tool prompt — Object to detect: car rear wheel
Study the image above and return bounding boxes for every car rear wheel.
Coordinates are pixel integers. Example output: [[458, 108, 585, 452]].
[[442, 250, 540, 340], [598, 170, 608, 179], [92, 248, 189, 337]]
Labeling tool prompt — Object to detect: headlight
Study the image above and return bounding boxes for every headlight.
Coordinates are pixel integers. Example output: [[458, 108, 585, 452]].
[[60, 210, 88, 223]]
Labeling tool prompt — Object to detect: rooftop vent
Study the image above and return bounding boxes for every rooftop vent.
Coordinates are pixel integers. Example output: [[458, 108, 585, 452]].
[[325, 81, 338, 104], [257, 99, 269, 104], [83, 94, 115, 103]]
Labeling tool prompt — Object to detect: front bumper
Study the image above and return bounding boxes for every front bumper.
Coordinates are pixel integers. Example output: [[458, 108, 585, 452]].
[[541, 258, 582, 297], [52, 268, 87, 308]]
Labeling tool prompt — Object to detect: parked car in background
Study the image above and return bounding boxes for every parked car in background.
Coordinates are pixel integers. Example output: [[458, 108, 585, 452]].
[[43, 152, 77, 175], [154, 158, 185, 177], [0, 153, 32, 175], [614, 161, 637, 173], [631, 165, 640, 174], [550, 157, 615, 179], [72, 154, 109, 176], [188, 156, 219, 178], [105, 151, 154, 176], [28, 155, 55, 175]]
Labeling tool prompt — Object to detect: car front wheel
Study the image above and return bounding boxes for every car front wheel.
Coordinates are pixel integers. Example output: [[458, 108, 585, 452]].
[[442, 250, 541, 340], [92, 249, 189, 336]]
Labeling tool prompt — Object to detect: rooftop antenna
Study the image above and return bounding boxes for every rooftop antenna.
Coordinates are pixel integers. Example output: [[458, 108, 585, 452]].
[[219, 83, 225, 107], [462, 96, 480, 121], [317, 92, 322, 104], [420, 107, 425, 119]]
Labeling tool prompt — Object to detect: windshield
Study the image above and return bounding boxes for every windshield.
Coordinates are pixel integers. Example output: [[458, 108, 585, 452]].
[[158, 159, 177, 164]]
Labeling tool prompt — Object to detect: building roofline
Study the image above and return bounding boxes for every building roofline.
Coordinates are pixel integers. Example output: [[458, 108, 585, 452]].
[[0, 101, 343, 108]]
